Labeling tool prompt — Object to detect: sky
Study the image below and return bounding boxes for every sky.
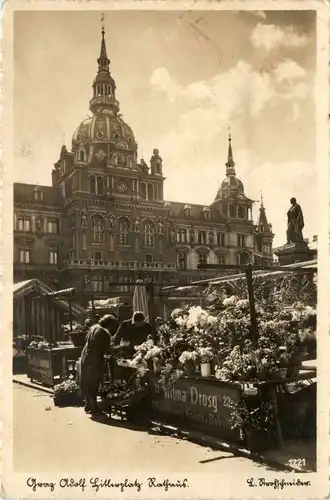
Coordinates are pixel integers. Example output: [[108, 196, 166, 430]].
[[14, 9, 317, 247]]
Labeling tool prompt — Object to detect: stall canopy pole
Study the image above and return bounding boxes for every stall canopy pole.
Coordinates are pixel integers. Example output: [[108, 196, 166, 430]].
[[68, 299, 73, 332], [245, 265, 258, 348]]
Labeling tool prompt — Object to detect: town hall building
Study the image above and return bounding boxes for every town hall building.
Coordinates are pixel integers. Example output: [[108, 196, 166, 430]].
[[14, 27, 274, 296]]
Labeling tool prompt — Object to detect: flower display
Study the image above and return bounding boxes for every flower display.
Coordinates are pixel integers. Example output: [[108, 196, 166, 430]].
[[178, 350, 197, 365]]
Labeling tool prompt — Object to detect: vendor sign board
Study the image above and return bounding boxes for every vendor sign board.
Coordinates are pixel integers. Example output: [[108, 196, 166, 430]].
[[26, 348, 54, 386], [149, 376, 242, 444]]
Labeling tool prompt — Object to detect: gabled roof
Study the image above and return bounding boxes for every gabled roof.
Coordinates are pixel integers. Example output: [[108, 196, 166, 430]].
[[13, 279, 85, 316]]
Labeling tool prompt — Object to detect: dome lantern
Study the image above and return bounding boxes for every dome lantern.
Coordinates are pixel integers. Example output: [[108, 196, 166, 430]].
[[89, 20, 120, 116]]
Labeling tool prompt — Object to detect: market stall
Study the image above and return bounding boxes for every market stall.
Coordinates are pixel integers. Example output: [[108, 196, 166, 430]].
[[128, 262, 317, 452]]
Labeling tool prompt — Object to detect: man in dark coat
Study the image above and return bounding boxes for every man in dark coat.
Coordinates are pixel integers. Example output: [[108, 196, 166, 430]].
[[79, 314, 118, 415], [114, 311, 153, 358]]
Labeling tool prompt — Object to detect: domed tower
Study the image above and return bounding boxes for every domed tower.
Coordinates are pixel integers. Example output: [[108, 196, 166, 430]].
[[212, 134, 253, 221]]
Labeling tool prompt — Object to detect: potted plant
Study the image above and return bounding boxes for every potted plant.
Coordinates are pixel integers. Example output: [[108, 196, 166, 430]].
[[144, 345, 163, 374], [197, 347, 214, 377], [179, 350, 197, 376], [53, 379, 83, 407], [63, 321, 87, 347]]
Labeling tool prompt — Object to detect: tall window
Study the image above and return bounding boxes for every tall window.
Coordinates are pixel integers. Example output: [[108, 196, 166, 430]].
[[79, 150, 86, 162], [141, 183, 147, 200], [91, 278, 103, 292], [49, 249, 58, 265], [145, 254, 153, 264], [198, 253, 208, 266], [47, 219, 59, 234], [147, 184, 154, 200], [92, 217, 104, 242], [19, 247, 30, 264], [17, 217, 31, 232], [198, 231, 206, 245], [144, 223, 154, 247], [237, 234, 245, 247], [97, 176, 104, 195], [90, 176, 96, 193], [176, 229, 187, 244], [217, 254, 226, 265], [238, 206, 245, 219], [229, 205, 236, 218], [119, 218, 130, 245], [217, 232, 225, 246], [178, 253, 187, 270]]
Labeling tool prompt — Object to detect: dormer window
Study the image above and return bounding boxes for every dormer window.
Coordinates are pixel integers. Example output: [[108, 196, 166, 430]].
[[202, 206, 210, 219], [34, 188, 43, 201], [184, 204, 191, 217]]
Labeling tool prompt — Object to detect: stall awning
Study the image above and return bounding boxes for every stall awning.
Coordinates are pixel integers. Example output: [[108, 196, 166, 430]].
[[13, 279, 86, 316], [163, 259, 317, 292]]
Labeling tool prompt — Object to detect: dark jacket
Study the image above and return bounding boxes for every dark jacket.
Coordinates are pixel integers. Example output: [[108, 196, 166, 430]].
[[79, 324, 112, 396], [114, 319, 153, 358]]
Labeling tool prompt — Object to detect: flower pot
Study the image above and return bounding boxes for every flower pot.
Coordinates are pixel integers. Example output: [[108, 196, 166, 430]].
[[200, 362, 211, 377], [153, 359, 161, 374], [185, 360, 196, 376]]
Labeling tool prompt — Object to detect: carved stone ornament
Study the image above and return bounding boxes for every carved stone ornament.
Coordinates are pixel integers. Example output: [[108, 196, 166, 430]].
[[108, 215, 115, 230], [95, 149, 107, 161], [134, 217, 140, 232], [209, 231, 214, 245], [169, 226, 176, 244], [81, 212, 89, 228], [190, 228, 196, 244], [36, 216, 43, 231], [118, 152, 126, 166]]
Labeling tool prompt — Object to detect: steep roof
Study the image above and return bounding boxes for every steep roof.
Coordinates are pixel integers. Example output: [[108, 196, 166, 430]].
[[14, 183, 63, 207]]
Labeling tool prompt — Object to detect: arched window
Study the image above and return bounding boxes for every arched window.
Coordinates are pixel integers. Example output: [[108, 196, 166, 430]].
[[79, 150, 86, 162], [176, 229, 187, 244], [141, 183, 147, 200], [119, 218, 130, 245], [238, 206, 245, 219], [229, 205, 236, 218], [90, 176, 96, 194], [147, 184, 154, 200], [177, 253, 187, 270], [144, 222, 154, 247], [97, 176, 104, 195], [92, 216, 104, 242], [198, 253, 208, 266]]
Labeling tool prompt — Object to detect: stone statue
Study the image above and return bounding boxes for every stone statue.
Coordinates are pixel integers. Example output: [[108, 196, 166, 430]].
[[118, 152, 126, 166], [36, 217, 43, 231], [287, 197, 304, 243], [134, 218, 140, 232], [190, 228, 195, 244], [111, 152, 118, 165], [209, 231, 214, 245], [108, 215, 115, 230], [169, 226, 176, 243], [81, 212, 88, 228]]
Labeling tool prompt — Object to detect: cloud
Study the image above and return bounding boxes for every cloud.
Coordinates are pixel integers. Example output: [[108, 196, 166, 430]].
[[274, 59, 307, 82], [250, 23, 309, 52], [150, 67, 181, 104]]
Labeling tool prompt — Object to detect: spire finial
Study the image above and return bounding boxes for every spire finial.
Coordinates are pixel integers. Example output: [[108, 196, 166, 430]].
[[260, 190, 264, 208], [98, 13, 109, 69], [62, 131, 66, 146], [225, 129, 235, 176]]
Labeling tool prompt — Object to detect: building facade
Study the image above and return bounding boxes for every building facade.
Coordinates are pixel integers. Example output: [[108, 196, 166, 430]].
[[14, 27, 274, 296]]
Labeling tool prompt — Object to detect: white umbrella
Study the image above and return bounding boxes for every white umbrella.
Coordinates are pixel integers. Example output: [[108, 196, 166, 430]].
[[133, 279, 149, 322]]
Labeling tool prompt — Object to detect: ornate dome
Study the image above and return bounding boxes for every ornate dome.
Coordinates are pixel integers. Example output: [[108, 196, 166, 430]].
[[72, 114, 136, 150], [220, 176, 244, 190]]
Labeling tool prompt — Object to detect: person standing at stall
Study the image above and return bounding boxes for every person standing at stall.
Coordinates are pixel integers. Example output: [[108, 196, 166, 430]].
[[114, 311, 153, 358], [79, 314, 118, 415]]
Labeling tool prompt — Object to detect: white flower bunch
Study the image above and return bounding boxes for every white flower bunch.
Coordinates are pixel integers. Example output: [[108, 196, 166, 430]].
[[144, 346, 163, 360], [222, 295, 238, 307], [176, 305, 217, 330], [134, 338, 155, 353], [179, 351, 197, 364], [236, 299, 250, 310]]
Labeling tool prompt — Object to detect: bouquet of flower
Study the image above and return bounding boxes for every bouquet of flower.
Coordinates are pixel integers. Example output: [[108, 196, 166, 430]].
[[197, 347, 215, 363], [53, 379, 83, 407]]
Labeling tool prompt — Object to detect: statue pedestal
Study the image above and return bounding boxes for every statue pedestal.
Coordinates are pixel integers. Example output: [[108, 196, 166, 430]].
[[274, 242, 314, 266]]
